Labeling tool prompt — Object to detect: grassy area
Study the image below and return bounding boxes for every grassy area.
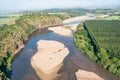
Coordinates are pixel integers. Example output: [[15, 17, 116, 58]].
[[98, 16, 120, 20], [0, 17, 19, 25], [64, 26, 72, 29], [0, 14, 22, 25]]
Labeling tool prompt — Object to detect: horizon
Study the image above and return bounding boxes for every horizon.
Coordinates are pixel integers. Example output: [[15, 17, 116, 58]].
[[0, 0, 120, 12]]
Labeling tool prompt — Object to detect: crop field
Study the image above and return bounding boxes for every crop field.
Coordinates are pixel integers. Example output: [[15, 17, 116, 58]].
[[85, 20, 120, 58], [98, 16, 120, 20], [74, 20, 120, 76], [0, 17, 19, 25], [0, 14, 22, 25]]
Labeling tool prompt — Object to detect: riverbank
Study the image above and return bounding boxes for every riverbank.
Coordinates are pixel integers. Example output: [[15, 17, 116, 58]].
[[75, 70, 104, 80], [63, 16, 89, 31], [63, 16, 89, 24], [31, 40, 69, 80], [48, 26, 72, 37]]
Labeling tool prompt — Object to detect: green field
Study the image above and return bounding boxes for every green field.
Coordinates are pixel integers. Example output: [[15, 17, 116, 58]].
[[85, 20, 120, 57], [74, 20, 120, 77], [0, 17, 19, 25], [0, 14, 22, 25], [98, 16, 120, 20]]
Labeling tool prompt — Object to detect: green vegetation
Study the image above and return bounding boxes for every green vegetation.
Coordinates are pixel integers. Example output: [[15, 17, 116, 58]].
[[0, 13, 65, 79], [64, 26, 72, 29], [74, 20, 120, 77], [54, 14, 70, 20], [74, 23, 97, 61], [30, 8, 87, 17], [68, 13, 86, 17], [0, 17, 19, 25], [0, 52, 13, 80], [0, 14, 22, 25], [98, 16, 120, 20], [48, 13, 70, 20]]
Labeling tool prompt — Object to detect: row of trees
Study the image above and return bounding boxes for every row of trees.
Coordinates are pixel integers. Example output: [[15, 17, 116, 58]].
[[85, 20, 120, 58], [74, 20, 120, 77]]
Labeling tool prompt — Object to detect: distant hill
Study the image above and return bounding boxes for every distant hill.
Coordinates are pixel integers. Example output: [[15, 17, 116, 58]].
[[17, 8, 90, 17]]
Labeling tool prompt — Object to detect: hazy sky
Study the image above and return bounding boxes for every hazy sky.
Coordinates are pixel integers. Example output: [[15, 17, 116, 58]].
[[0, 0, 120, 11]]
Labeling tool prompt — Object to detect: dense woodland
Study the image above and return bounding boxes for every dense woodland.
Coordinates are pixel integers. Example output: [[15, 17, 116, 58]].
[[0, 13, 68, 80], [74, 20, 120, 77]]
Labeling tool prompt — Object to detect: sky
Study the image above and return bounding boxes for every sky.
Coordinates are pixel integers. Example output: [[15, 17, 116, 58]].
[[0, 0, 120, 11]]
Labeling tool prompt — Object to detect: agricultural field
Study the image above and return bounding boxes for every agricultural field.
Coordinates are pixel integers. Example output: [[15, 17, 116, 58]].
[[0, 14, 22, 25], [85, 20, 120, 58], [98, 16, 120, 20], [0, 17, 19, 25], [74, 20, 120, 77]]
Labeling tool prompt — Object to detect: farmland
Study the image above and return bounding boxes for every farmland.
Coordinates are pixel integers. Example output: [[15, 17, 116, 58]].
[[98, 16, 120, 20], [0, 14, 21, 25], [74, 20, 120, 77], [0, 17, 19, 25]]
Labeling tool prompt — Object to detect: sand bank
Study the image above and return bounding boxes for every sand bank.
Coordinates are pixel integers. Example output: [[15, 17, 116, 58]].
[[31, 40, 69, 80], [63, 16, 89, 24], [65, 24, 79, 31], [48, 26, 72, 37], [63, 16, 89, 31], [75, 69, 104, 80]]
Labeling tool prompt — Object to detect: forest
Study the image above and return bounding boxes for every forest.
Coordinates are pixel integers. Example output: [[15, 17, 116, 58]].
[[74, 20, 120, 77], [0, 13, 68, 80]]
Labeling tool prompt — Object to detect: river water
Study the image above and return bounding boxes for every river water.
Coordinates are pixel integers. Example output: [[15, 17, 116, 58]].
[[11, 21, 119, 80]]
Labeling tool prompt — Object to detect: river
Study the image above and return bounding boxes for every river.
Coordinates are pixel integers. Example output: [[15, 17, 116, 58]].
[[11, 20, 119, 80]]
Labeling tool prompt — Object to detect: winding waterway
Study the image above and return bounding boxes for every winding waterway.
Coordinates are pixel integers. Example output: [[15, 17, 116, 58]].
[[11, 20, 119, 80]]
